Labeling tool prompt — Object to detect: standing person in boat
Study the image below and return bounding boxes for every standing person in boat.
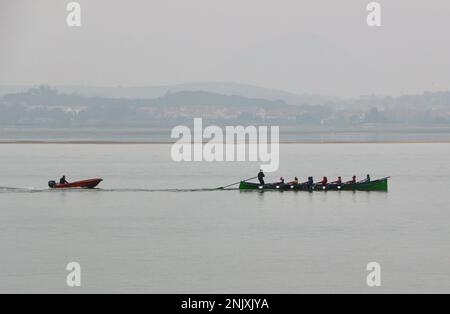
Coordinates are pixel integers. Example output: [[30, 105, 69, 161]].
[[257, 169, 265, 185], [59, 175, 69, 185]]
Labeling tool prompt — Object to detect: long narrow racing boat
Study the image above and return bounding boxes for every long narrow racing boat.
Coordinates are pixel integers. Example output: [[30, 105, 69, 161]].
[[239, 177, 389, 192], [48, 178, 103, 189]]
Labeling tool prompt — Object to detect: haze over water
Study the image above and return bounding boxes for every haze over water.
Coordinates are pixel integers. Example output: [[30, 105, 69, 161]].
[[1, 143, 449, 293]]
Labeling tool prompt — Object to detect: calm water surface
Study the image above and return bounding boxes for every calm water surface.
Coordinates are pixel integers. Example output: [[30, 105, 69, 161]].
[[0, 143, 449, 293]]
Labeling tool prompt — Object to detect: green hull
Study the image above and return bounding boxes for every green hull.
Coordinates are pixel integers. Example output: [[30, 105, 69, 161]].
[[239, 177, 389, 192], [339, 178, 388, 191]]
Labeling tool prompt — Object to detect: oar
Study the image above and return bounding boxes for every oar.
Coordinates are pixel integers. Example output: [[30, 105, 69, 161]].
[[218, 176, 258, 190]]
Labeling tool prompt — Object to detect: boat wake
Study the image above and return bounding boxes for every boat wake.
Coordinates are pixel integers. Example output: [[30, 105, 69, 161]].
[[0, 186, 236, 194], [99, 188, 231, 193], [0, 186, 49, 193]]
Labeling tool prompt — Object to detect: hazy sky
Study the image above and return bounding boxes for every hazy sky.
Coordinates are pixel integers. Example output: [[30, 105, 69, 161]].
[[1, 0, 449, 97]]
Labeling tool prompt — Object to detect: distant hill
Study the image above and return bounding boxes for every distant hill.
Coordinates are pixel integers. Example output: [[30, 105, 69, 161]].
[[151, 90, 290, 108], [1, 85, 450, 129], [0, 82, 335, 106], [0, 86, 307, 128]]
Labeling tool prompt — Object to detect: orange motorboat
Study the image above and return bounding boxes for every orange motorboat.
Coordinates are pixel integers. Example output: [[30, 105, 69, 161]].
[[48, 178, 103, 189]]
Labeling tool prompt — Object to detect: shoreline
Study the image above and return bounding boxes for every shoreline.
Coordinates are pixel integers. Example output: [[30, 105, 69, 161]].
[[1, 140, 450, 144]]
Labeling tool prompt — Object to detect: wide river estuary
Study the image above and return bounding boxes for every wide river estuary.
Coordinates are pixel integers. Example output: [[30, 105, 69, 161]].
[[0, 143, 449, 293]]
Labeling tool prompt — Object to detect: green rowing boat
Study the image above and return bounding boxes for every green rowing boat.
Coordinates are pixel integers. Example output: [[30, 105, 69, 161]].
[[239, 177, 389, 192]]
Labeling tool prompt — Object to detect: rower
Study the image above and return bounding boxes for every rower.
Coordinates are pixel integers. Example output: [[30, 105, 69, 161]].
[[257, 169, 265, 185], [332, 176, 342, 185], [279, 177, 285, 184], [321, 176, 328, 186], [360, 174, 371, 183], [59, 175, 69, 185], [307, 176, 314, 190], [347, 176, 357, 184], [289, 177, 299, 185]]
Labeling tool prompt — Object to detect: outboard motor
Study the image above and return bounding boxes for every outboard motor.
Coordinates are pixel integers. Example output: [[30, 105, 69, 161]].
[[48, 180, 56, 188]]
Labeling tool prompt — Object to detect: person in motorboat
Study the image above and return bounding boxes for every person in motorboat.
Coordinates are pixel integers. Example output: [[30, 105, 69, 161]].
[[257, 169, 265, 185], [59, 175, 69, 185]]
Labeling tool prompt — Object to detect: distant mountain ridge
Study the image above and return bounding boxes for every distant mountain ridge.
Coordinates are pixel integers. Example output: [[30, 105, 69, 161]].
[[0, 86, 307, 128], [1, 85, 450, 129], [151, 90, 290, 108], [0, 82, 335, 106]]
